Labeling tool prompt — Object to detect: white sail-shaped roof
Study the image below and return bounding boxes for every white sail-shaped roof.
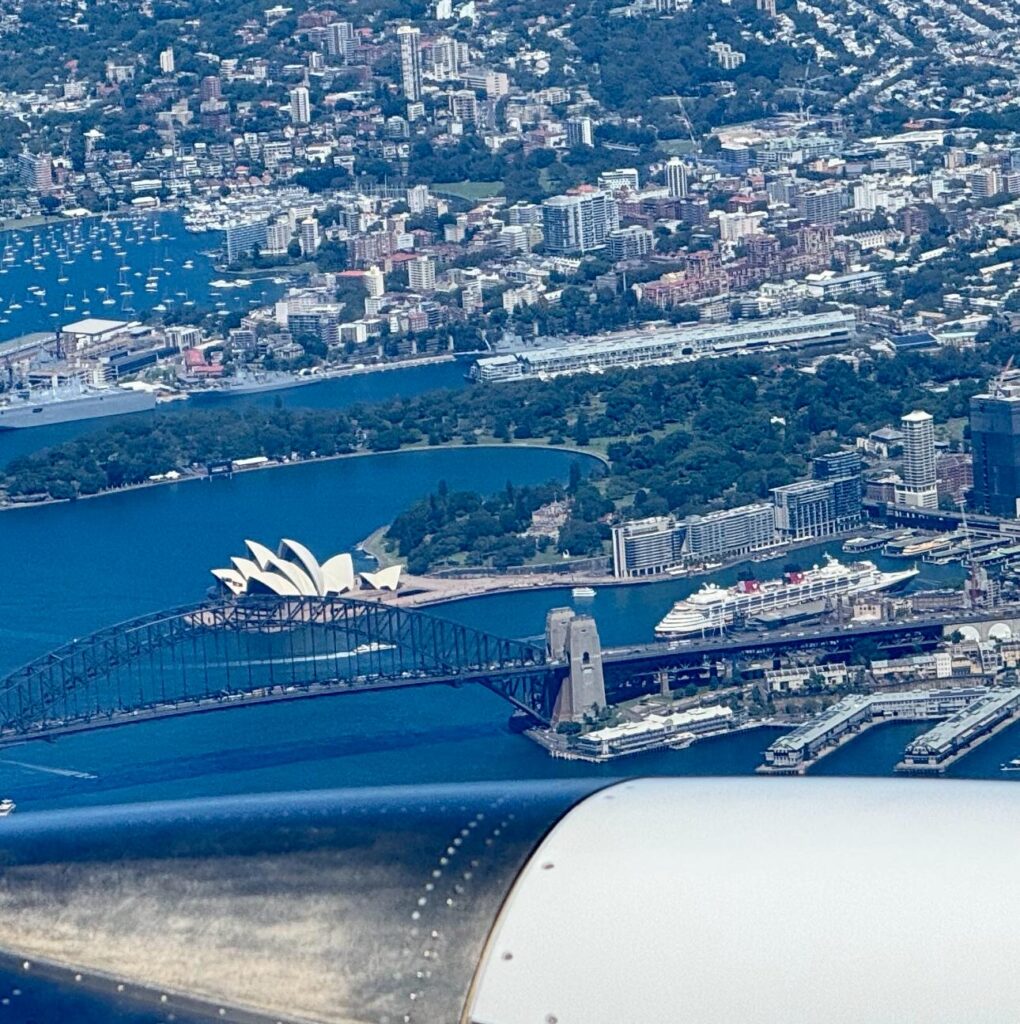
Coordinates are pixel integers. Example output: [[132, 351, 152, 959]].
[[245, 570, 303, 596], [361, 565, 402, 591], [211, 568, 247, 596], [230, 557, 261, 581], [321, 553, 356, 594], [265, 555, 319, 596], [244, 539, 276, 571], [279, 539, 325, 596]]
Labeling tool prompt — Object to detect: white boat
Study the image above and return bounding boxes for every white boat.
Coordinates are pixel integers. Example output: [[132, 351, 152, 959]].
[[654, 556, 919, 639], [1001, 758, 1020, 772], [0, 798, 14, 817], [572, 586, 597, 599]]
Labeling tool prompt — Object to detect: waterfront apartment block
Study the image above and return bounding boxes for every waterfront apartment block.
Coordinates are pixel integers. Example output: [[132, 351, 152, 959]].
[[611, 516, 686, 577], [684, 503, 777, 560], [771, 475, 862, 540]]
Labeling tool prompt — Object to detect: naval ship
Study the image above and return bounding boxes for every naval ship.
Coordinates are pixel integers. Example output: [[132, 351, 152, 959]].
[[0, 383, 157, 430]]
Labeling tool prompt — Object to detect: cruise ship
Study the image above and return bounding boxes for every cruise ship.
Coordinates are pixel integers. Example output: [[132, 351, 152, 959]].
[[654, 556, 919, 638]]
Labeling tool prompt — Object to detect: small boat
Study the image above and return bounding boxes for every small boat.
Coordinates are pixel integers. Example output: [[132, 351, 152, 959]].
[[1001, 758, 1020, 772], [0, 798, 14, 817], [572, 586, 597, 599]]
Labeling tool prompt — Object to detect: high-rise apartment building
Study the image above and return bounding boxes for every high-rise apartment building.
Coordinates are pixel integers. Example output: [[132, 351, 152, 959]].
[[970, 387, 1020, 517], [289, 86, 311, 124], [407, 255, 436, 292], [665, 157, 688, 199], [159, 47, 175, 74], [448, 89, 478, 124], [200, 75, 222, 101], [326, 21, 355, 58], [772, 478, 860, 539], [566, 116, 594, 148], [18, 151, 52, 193], [797, 186, 843, 226], [895, 410, 938, 509], [541, 191, 619, 254], [299, 217, 320, 255], [397, 25, 423, 102]]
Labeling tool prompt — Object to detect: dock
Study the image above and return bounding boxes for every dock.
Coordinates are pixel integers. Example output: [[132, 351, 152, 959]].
[[896, 688, 1020, 773], [758, 687, 992, 774]]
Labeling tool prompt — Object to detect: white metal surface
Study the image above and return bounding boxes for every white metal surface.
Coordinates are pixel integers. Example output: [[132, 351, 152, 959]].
[[466, 777, 1020, 1024]]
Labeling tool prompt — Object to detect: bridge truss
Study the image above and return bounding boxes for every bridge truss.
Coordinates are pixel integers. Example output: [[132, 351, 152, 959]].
[[0, 596, 557, 743]]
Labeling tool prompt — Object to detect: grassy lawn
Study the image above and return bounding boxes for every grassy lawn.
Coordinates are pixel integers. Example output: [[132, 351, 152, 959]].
[[432, 181, 505, 201]]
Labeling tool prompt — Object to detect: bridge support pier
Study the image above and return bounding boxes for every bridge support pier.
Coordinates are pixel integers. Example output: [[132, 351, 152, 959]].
[[546, 608, 607, 726]]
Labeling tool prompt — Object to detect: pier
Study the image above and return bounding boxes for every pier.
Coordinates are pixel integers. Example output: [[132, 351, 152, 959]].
[[758, 687, 992, 774], [896, 688, 1020, 773]]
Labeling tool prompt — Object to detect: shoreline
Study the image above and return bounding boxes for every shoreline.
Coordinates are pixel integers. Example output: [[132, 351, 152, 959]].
[[0, 440, 610, 514]]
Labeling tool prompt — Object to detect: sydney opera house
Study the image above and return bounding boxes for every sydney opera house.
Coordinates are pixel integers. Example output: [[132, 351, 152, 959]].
[[211, 539, 402, 597]]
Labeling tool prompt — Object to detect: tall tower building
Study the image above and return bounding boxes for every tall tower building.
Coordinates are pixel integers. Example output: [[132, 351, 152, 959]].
[[665, 156, 688, 198], [159, 47, 175, 75], [397, 25, 423, 102], [18, 151, 53, 193], [299, 217, 320, 255], [289, 86, 311, 125], [448, 89, 478, 125], [896, 410, 938, 509], [970, 386, 1020, 517]]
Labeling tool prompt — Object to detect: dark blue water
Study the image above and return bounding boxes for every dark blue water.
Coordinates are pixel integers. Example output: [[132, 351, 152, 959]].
[[0, 438, 1009, 811], [0, 212, 279, 343]]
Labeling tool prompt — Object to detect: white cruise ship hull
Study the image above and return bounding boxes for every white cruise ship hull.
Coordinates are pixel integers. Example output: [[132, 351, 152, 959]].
[[655, 566, 919, 638]]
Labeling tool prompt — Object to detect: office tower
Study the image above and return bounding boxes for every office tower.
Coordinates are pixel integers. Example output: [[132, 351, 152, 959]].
[[812, 449, 863, 481], [407, 255, 436, 292], [200, 75, 222, 101], [397, 25, 423, 102], [666, 156, 688, 199], [541, 191, 619, 254], [448, 89, 478, 124], [289, 86, 311, 124], [566, 116, 594, 148], [896, 410, 938, 509], [159, 47, 175, 74], [299, 217, 320, 255], [18, 151, 52, 193], [970, 386, 1020, 517]]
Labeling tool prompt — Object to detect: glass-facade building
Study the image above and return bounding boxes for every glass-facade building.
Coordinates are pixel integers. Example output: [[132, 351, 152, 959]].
[[970, 391, 1020, 517]]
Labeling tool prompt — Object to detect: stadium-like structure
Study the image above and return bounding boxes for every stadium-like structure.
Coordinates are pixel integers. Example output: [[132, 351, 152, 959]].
[[211, 539, 402, 597]]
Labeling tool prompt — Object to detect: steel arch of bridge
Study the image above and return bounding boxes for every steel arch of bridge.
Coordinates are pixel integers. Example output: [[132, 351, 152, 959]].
[[0, 596, 556, 743]]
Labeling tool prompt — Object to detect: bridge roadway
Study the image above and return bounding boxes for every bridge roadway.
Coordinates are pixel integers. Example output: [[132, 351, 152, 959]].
[[599, 606, 1020, 674], [2, 595, 1017, 744]]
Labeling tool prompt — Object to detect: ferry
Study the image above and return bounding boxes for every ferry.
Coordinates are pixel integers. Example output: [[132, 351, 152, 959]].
[[572, 586, 597, 599], [0, 798, 14, 817], [654, 556, 919, 639]]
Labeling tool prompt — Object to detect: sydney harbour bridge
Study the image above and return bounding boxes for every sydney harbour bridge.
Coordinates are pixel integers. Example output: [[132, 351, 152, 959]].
[[2, 591, 1015, 745]]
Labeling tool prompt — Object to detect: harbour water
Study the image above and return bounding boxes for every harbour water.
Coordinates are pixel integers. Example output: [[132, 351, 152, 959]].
[[0, 212, 282, 342], [1, 439, 1015, 810], [0, 218, 1016, 809]]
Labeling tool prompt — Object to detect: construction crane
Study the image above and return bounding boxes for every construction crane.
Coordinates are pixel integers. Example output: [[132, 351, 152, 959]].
[[991, 354, 1015, 397]]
